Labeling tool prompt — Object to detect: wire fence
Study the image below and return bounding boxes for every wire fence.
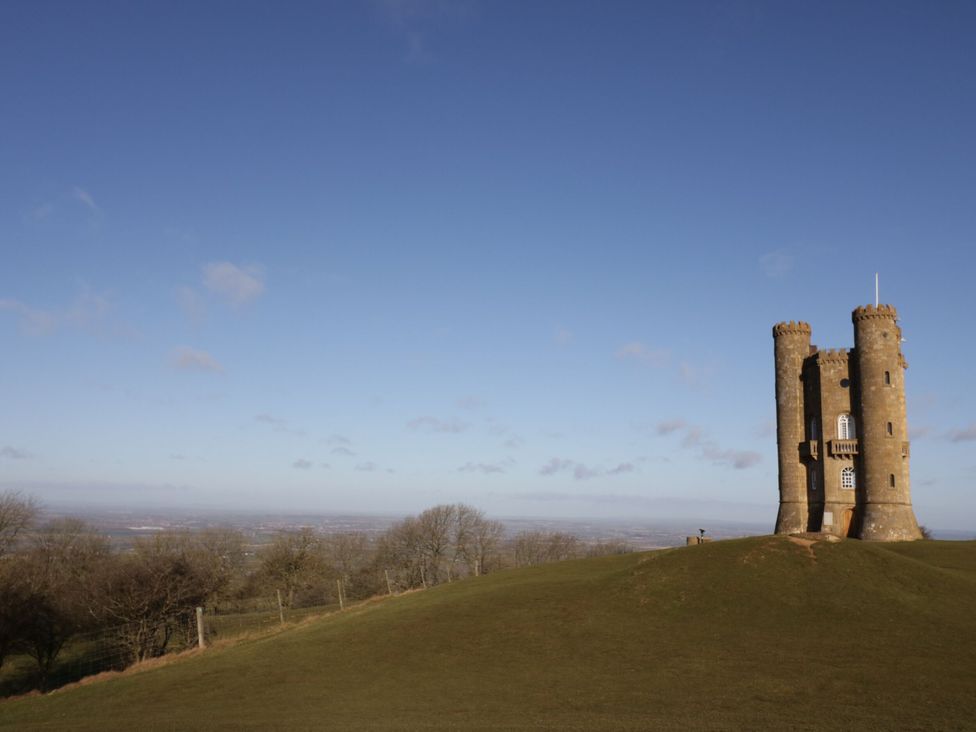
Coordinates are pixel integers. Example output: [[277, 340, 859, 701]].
[[0, 596, 347, 698]]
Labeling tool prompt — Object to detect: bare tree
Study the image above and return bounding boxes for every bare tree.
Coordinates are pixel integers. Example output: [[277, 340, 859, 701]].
[[323, 532, 380, 600], [257, 528, 330, 608], [95, 533, 211, 663], [0, 561, 31, 669], [0, 490, 39, 558], [0, 491, 39, 668], [416, 504, 457, 584], [375, 516, 425, 590], [17, 519, 110, 685], [469, 515, 505, 575], [377, 504, 507, 587], [187, 528, 248, 604], [512, 531, 582, 567], [453, 504, 504, 576], [585, 540, 634, 557]]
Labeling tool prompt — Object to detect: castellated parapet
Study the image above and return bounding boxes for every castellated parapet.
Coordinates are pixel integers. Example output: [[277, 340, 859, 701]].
[[772, 305, 921, 541]]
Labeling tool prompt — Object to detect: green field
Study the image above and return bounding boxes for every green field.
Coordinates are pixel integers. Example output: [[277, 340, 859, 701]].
[[1, 535, 974, 730]]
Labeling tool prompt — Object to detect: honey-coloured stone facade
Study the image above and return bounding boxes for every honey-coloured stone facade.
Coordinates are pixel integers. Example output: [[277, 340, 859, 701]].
[[772, 305, 921, 541]]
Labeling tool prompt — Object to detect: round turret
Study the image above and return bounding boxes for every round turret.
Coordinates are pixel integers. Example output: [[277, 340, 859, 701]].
[[851, 305, 920, 540], [772, 321, 811, 534]]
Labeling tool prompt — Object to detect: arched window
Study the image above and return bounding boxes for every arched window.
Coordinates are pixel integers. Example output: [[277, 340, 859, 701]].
[[884, 371, 891, 385], [889, 473, 896, 488], [841, 466, 856, 489], [809, 466, 818, 492], [887, 422, 893, 436], [809, 417, 819, 440], [838, 414, 856, 439]]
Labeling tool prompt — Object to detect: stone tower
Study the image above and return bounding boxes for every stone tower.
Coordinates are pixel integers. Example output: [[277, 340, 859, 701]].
[[772, 304, 921, 541], [772, 321, 811, 535]]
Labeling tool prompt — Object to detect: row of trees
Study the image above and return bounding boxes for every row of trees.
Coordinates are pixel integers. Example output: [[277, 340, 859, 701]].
[[0, 493, 631, 691]]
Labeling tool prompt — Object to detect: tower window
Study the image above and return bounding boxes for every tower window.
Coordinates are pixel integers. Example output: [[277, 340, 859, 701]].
[[809, 417, 819, 440], [887, 422, 893, 436], [841, 466, 856, 489], [889, 474, 896, 488], [884, 371, 891, 385], [809, 467, 818, 492], [838, 414, 856, 440]]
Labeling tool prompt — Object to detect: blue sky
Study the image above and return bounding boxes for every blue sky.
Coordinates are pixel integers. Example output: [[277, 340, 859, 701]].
[[1, 1, 974, 528]]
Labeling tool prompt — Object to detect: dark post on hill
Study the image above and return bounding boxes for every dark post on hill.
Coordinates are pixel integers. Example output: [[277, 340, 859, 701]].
[[772, 303, 922, 541]]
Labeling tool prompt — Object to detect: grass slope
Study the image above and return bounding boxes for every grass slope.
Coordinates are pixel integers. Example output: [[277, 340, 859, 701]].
[[1, 536, 974, 731]]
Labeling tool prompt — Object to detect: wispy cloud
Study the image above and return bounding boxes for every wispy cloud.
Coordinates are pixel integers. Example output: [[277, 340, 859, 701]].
[[292, 458, 313, 470], [255, 413, 285, 426], [255, 413, 305, 436], [457, 461, 507, 475], [615, 342, 671, 367], [617, 342, 713, 391], [326, 434, 352, 445], [373, 0, 476, 63], [172, 346, 224, 373], [759, 249, 793, 278], [176, 285, 207, 323], [486, 420, 509, 436], [503, 435, 524, 449], [407, 416, 469, 434], [355, 461, 378, 472], [331, 446, 356, 456], [539, 458, 636, 481], [64, 287, 111, 328], [656, 419, 687, 435], [456, 395, 483, 411], [30, 202, 54, 221], [678, 361, 715, 389], [71, 186, 99, 213], [946, 424, 976, 442], [0, 446, 31, 460], [539, 458, 575, 476], [754, 419, 776, 439], [554, 327, 574, 346], [202, 261, 265, 306], [658, 419, 761, 469], [0, 298, 58, 335], [0, 286, 116, 337]]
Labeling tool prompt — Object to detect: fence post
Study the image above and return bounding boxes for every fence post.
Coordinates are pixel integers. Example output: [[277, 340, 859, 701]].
[[337, 578, 345, 610], [475, 559, 480, 577], [385, 569, 393, 596], [196, 607, 205, 649], [276, 589, 285, 626]]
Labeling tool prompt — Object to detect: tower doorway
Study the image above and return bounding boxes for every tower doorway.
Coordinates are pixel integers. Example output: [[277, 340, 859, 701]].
[[842, 508, 855, 537]]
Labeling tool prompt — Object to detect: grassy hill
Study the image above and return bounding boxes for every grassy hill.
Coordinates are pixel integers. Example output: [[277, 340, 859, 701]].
[[1, 535, 974, 730]]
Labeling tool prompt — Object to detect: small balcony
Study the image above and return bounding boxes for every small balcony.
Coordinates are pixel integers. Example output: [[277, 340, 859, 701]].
[[799, 440, 819, 460], [902, 441, 910, 458], [828, 439, 859, 458]]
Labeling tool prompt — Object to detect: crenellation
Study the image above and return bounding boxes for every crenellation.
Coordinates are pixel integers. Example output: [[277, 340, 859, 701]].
[[815, 348, 850, 364], [852, 304, 898, 322], [773, 321, 812, 337]]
